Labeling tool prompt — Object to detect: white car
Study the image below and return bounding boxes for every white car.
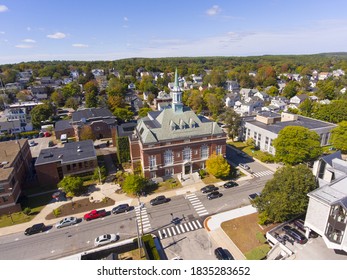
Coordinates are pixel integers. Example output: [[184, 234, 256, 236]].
[[94, 233, 119, 247], [239, 163, 250, 170], [29, 140, 36, 147], [55, 217, 78, 228]]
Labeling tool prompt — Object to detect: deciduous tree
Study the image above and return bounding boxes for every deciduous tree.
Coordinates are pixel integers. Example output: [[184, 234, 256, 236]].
[[206, 153, 230, 178], [253, 165, 318, 224], [273, 126, 322, 165], [57, 176, 84, 197], [330, 121, 347, 152]]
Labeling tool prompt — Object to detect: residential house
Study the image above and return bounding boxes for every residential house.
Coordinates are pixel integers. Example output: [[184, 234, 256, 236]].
[[289, 94, 309, 105], [318, 72, 332, 81], [305, 152, 347, 252], [254, 91, 270, 102], [0, 119, 21, 135], [225, 93, 240, 108], [234, 97, 264, 116], [154, 91, 172, 110], [270, 99, 287, 111], [128, 83, 136, 90], [0, 139, 32, 215], [241, 111, 337, 155], [35, 140, 97, 187], [91, 69, 105, 77], [239, 88, 257, 99], [225, 80, 240, 93], [129, 69, 227, 180]]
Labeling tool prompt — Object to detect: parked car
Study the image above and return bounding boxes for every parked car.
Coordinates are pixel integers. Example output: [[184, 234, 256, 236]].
[[24, 223, 45, 236], [282, 225, 308, 244], [207, 191, 222, 200], [150, 195, 169, 206], [214, 247, 234, 260], [223, 181, 238, 188], [112, 204, 131, 214], [55, 217, 78, 228], [44, 131, 51, 137], [200, 185, 218, 193], [239, 163, 250, 170], [248, 192, 261, 201], [83, 209, 107, 221], [48, 140, 54, 147], [94, 233, 119, 247], [29, 140, 36, 147]]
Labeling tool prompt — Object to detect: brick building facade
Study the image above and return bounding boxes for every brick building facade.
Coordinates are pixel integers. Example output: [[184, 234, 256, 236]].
[[0, 139, 32, 215], [35, 140, 97, 187], [130, 69, 227, 179]]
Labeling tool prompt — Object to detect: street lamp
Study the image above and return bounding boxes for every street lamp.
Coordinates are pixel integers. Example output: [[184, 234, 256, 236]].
[[136, 193, 145, 258]]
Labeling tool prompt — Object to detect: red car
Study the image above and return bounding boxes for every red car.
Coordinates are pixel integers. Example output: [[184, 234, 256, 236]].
[[83, 209, 107, 221], [44, 131, 51, 137]]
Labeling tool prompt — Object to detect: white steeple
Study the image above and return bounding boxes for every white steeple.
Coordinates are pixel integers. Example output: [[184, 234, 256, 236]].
[[172, 68, 183, 113]]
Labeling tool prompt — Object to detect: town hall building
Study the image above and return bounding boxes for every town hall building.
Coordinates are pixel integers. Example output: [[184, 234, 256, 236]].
[[130, 69, 227, 179]]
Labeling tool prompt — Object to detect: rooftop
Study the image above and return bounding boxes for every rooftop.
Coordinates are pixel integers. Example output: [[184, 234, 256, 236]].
[[0, 139, 28, 180], [245, 112, 336, 134], [72, 108, 115, 123], [35, 140, 96, 166]]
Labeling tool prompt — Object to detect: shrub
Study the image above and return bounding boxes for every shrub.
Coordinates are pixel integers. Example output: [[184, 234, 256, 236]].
[[53, 208, 61, 217], [23, 207, 31, 216], [142, 234, 160, 260]]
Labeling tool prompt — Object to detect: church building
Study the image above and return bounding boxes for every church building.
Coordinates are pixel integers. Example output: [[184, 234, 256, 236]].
[[130, 69, 227, 179]]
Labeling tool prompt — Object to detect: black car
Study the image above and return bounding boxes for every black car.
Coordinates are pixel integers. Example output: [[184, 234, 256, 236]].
[[24, 223, 45, 236], [248, 192, 261, 201], [223, 181, 238, 188], [207, 191, 222, 200], [150, 195, 169, 206], [112, 203, 131, 214], [200, 185, 218, 193], [282, 225, 308, 244], [214, 247, 234, 260]]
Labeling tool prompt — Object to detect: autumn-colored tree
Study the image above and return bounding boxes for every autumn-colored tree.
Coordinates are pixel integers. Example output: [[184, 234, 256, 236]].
[[206, 153, 230, 178], [79, 126, 95, 141]]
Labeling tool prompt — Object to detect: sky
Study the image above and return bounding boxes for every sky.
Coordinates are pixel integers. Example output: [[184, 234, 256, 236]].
[[0, 0, 347, 64]]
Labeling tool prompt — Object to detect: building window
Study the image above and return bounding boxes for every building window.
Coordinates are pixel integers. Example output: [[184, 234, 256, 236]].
[[183, 148, 192, 161], [2, 196, 8, 203], [79, 162, 83, 169], [150, 171, 156, 179], [149, 155, 156, 168], [254, 132, 257, 140], [11, 177, 16, 188], [200, 162, 205, 169], [216, 145, 222, 155], [201, 145, 209, 159], [67, 165, 71, 171], [164, 150, 173, 166], [165, 168, 174, 176], [0, 185, 4, 193]]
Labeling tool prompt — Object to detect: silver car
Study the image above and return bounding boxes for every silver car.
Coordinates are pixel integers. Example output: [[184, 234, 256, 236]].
[[55, 217, 78, 229], [94, 233, 119, 247]]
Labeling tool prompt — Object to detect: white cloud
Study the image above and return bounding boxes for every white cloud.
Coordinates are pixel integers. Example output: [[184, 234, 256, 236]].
[[23, 39, 36, 43], [124, 16, 128, 21], [15, 44, 34, 49], [26, 27, 31, 31], [0, 31, 5, 35], [206, 5, 221, 16], [72, 43, 88, 48], [0, 5, 8, 12], [47, 32, 66, 39]]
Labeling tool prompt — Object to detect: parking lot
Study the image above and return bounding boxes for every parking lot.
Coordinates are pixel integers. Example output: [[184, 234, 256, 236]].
[[29, 135, 56, 158]]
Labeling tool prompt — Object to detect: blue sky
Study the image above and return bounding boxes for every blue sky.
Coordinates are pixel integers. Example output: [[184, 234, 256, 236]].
[[0, 0, 347, 64]]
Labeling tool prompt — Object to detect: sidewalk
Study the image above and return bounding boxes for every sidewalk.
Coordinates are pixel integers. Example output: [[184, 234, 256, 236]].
[[204, 205, 257, 260]]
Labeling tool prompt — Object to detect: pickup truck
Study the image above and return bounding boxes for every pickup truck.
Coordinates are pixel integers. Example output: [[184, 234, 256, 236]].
[[83, 209, 107, 221]]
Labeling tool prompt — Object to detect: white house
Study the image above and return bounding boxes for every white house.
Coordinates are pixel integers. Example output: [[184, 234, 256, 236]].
[[289, 94, 308, 105], [305, 152, 347, 252]]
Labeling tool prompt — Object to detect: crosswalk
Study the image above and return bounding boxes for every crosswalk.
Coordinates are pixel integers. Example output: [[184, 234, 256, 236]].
[[252, 170, 274, 178], [157, 220, 203, 240], [134, 206, 151, 234], [186, 193, 209, 217]]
